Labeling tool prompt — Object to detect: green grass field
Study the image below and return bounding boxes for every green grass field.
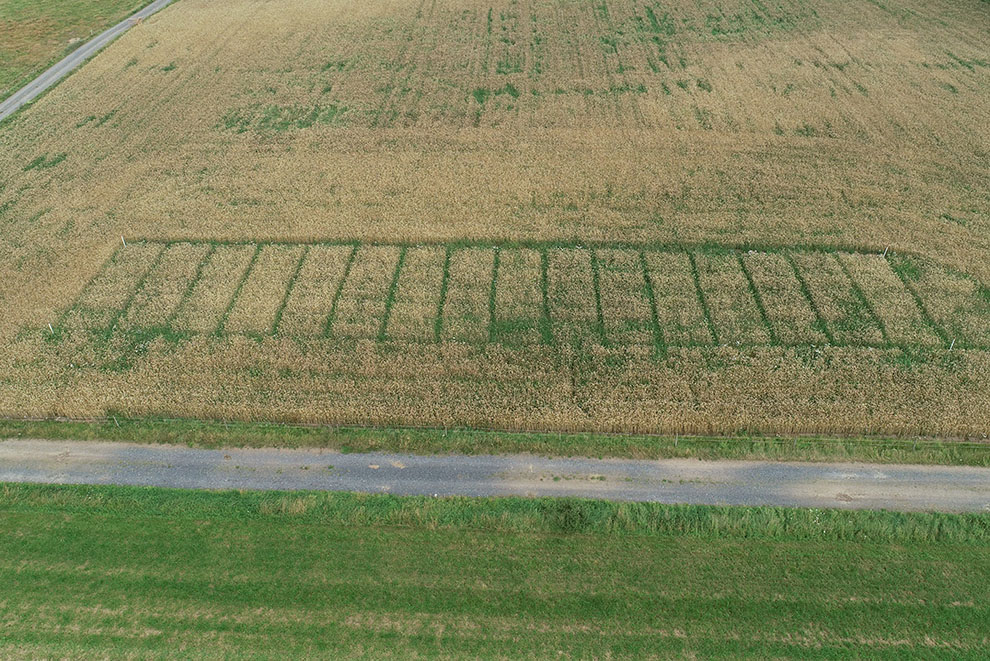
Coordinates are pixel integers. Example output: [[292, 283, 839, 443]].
[[0, 0, 152, 102], [1, 483, 988, 658]]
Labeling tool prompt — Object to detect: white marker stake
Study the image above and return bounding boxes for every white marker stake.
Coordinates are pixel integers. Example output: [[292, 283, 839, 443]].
[[882, 246, 889, 258], [121, 236, 126, 247], [48, 323, 54, 334], [950, 339, 955, 351]]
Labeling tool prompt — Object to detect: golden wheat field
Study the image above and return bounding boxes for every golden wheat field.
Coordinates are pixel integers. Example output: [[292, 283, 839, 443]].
[[0, 0, 988, 438]]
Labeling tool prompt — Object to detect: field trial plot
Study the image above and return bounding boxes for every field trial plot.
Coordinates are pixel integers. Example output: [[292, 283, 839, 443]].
[[58, 240, 986, 352]]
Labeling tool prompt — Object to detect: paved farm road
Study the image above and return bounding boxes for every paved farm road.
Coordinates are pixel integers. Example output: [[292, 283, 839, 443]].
[[0, 0, 176, 123], [1, 439, 988, 512]]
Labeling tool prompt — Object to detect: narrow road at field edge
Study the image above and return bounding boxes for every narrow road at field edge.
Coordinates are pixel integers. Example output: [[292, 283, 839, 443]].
[[0, 0, 176, 123], [1, 439, 988, 512]]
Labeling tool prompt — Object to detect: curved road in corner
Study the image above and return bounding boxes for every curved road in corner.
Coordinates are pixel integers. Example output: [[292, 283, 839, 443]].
[[0, 0, 176, 123], [1, 439, 988, 512]]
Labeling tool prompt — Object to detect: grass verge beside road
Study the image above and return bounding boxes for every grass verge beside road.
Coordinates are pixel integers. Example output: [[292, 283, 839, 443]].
[[1, 416, 988, 466], [1, 483, 988, 658]]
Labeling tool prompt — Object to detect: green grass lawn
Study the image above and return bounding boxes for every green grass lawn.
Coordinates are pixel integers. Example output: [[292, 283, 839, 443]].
[[0, 0, 152, 101], [1, 483, 988, 658]]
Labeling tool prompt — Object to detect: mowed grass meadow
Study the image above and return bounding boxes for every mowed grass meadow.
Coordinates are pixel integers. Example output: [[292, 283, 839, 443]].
[[0, 0, 988, 441], [1, 483, 989, 658]]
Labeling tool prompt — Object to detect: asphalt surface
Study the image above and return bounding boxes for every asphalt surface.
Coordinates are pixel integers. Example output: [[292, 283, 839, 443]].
[[1, 439, 988, 512], [0, 0, 176, 123]]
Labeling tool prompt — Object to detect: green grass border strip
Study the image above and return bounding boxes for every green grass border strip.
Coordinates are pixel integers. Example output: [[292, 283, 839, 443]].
[[2, 415, 988, 467], [3, 481, 989, 543]]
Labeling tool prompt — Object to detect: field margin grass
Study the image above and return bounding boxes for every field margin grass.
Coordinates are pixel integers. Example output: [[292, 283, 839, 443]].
[[3, 481, 989, 543], [1, 416, 987, 466]]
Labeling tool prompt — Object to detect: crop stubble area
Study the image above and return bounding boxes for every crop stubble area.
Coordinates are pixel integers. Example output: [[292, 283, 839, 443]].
[[0, 0, 989, 437]]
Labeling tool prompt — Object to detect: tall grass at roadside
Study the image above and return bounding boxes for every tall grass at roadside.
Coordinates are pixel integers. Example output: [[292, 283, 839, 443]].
[[3, 482, 989, 543]]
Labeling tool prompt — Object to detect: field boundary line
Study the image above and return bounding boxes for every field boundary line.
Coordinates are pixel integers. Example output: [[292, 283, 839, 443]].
[[128, 236, 933, 259]]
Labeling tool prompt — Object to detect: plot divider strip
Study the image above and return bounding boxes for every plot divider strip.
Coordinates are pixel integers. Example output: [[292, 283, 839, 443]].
[[106, 243, 167, 336], [639, 251, 667, 358], [539, 248, 553, 346], [324, 244, 359, 339], [168, 244, 216, 331], [378, 246, 407, 341], [835, 253, 891, 347], [487, 247, 500, 344], [886, 254, 952, 348], [272, 245, 309, 336], [55, 241, 125, 330], [215, 244, 261, 336], [589, 248, 608, 347], [434, 246, 452, 343], [737, 252, 779, 345], [687, 252, 719, 345], [786, 253, 835, 345]]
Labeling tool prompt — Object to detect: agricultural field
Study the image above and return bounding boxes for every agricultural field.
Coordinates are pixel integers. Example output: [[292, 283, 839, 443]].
[[0, 0, 988, 441], [0, 0, 153, 102], [2, 483, 989, 657]]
